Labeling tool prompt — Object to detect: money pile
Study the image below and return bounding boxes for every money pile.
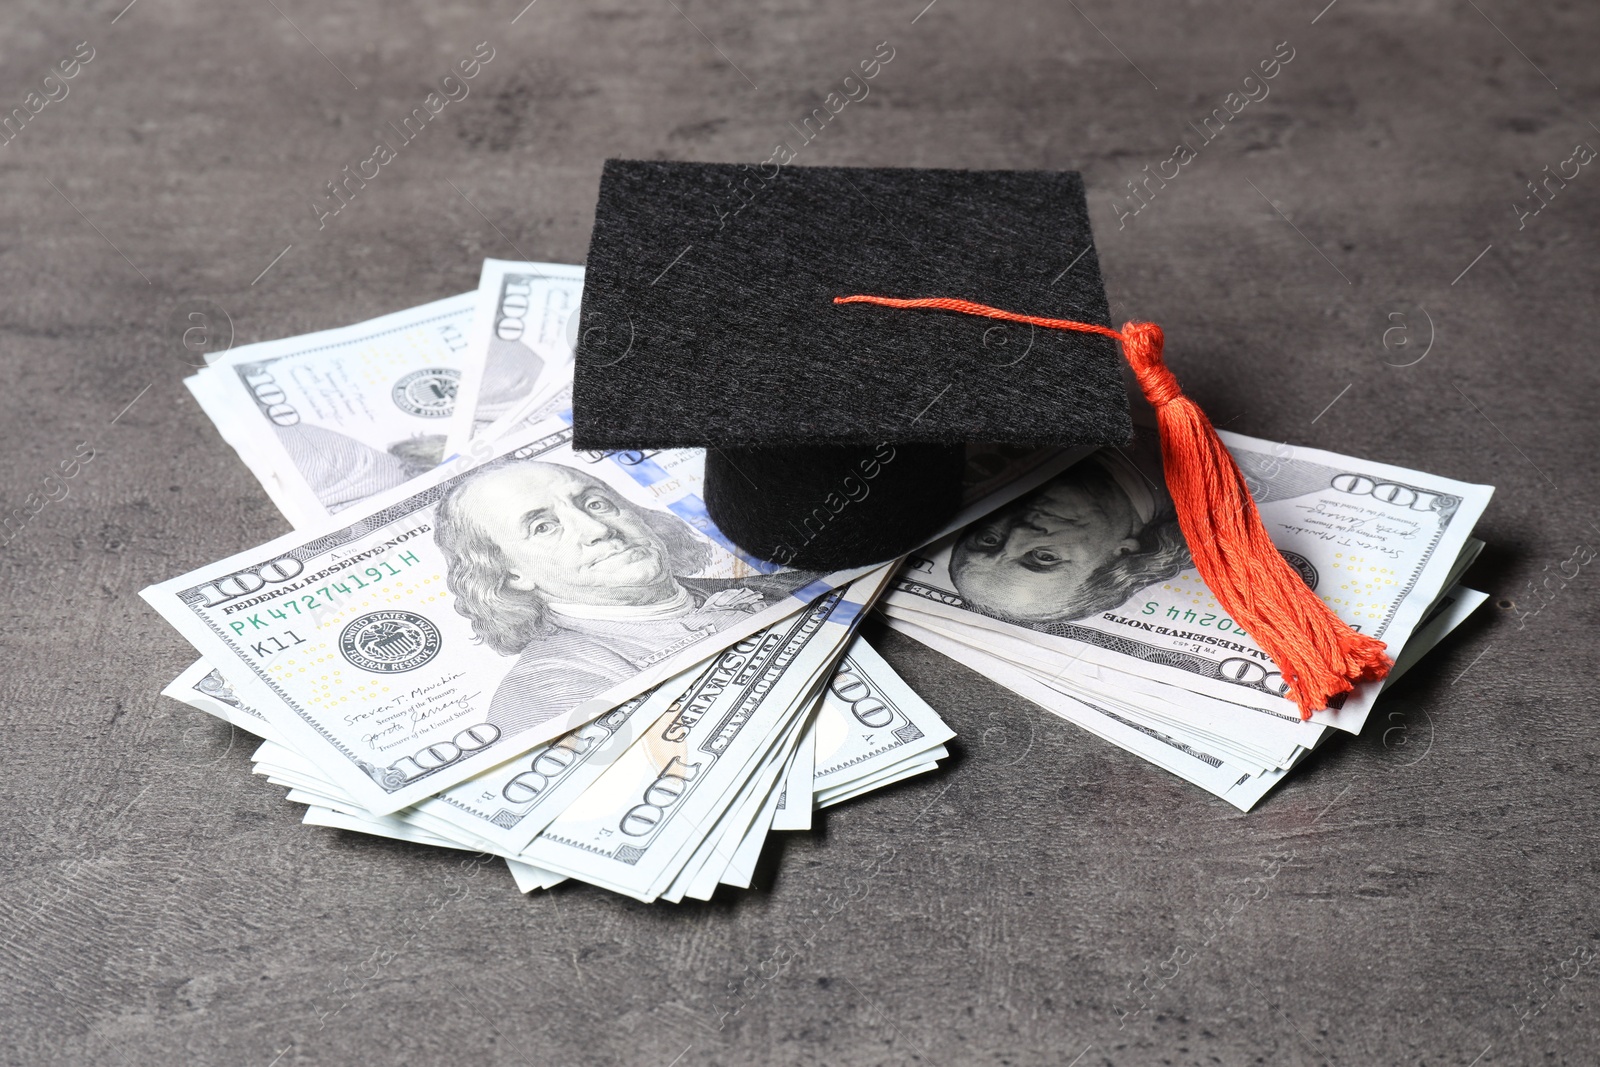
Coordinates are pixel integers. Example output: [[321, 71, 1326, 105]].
[[878, 430, 1493, 809], [146, 259, 1086, 901], [146, 257, 1496, 905]]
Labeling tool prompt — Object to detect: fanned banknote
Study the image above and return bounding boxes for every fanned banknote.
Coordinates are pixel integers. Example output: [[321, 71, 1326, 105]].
[[442, 259, 584, 458], [880, 423, 1492, 809], [885, 426, 1492, 734], [518, 578, 883, 900], [883, 579, 1482, 811], [811, 638, 955, 801], [168, 587, 956, 897], [143, 413, 855, 813], [187, 293, 476, 528]]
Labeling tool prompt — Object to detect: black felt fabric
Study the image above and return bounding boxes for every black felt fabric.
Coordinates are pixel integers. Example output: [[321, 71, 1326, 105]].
[[571, 160, 1133, 568], [571, 160, 1132, 452], [704, 442, 966, 569]]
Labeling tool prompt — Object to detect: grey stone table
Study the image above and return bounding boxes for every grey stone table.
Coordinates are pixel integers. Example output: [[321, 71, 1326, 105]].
[[3, 1, 1596, 1063]]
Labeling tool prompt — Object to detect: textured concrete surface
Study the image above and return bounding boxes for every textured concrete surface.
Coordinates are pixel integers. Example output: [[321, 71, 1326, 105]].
[[3, 1, 1598, 1064]]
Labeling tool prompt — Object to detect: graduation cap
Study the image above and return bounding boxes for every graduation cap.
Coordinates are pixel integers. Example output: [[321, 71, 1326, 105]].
[[571, 159, 1391, 716]]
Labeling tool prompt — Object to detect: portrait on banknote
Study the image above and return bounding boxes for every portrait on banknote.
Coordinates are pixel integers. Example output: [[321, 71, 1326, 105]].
[[949, 441, 1191, 627], [435, 453, 800, 734]]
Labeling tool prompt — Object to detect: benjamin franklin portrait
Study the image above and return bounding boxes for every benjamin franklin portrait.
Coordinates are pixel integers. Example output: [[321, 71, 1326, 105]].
[[435, 455, 793, 735], [949, 445, 1192, 628]]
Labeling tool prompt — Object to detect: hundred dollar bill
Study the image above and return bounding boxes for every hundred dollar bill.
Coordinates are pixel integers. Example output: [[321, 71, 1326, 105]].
[[412, 567, 895, 854], [879, 601, 1316, 769], [671, 631, 955, 899], [187, 293, 476, 527], [706, 766, 793, 892], [812, 639, 954, 796], [665, 709, 812, 902], [268, 573, 893, 889], [887, 535, 1486, 769], [259, 760, 347, 806], [883, 613, 1305, 810], [884, 426, 1493, 732], [141, 414, 860, 814], [517, 580, 880, 900], [177, 613, 961, 899], [771, 712, 817, 831], [269, 626, 954, 853], [510, 651, 951, 897], [883, 602, 1315, 767], [885, 583, 1486, 810], [413, 682, 671, 851], [816, 760, 944, 808], [197, 583, 946, 867], [442, 259, 584, 458], [885, 536, 1483, 772], [301, 804, 476, 851], [211, 654, 730, 856]]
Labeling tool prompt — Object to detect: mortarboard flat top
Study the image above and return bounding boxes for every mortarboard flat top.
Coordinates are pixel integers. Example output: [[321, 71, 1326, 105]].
[[571, 160, 1131, 569], [572, 160, 1131, 453]]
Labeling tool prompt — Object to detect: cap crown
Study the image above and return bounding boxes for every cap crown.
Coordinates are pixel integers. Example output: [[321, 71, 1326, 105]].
[[573, 160, 1131, 451]]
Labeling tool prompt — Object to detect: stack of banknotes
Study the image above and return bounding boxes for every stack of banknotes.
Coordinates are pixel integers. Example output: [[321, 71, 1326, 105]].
[[144, 258, 1496, 903], [145, 260, 1092, 901], [878, 428, 1493, 809]]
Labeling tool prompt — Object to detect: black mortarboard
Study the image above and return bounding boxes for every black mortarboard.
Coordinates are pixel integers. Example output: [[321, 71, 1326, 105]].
[[570, 160, 1398, 715], [571, 160, 1132, 570]]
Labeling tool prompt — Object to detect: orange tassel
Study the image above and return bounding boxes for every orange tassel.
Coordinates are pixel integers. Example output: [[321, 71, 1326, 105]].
[[833, 294, 1392, 718]]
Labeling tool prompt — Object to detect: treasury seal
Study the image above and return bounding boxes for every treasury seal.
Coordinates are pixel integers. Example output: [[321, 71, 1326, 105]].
[[1279, 550, 1318, 591], [339, 610, 442, 673], [391, 367, 460, 418]]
